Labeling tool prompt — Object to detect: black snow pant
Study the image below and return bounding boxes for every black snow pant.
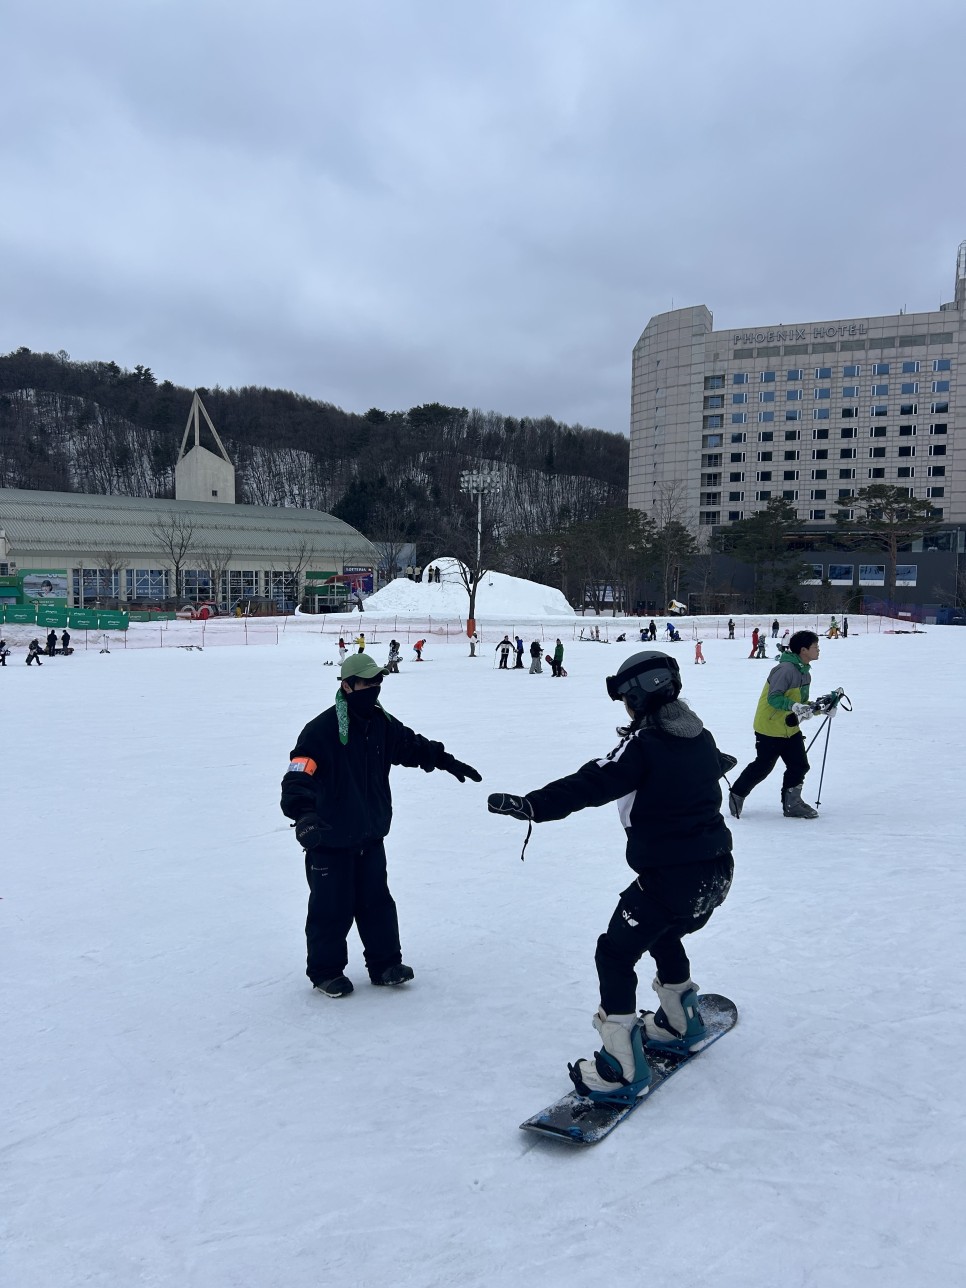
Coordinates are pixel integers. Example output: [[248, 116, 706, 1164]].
[[595, 857, 734, 1016], [498, 653, 509, 668], [303, 839, 402, 985], [732, 731, 809, 801]]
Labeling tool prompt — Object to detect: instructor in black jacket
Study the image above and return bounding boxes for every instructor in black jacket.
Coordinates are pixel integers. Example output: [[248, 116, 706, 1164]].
[[281, 652, 481, 998]]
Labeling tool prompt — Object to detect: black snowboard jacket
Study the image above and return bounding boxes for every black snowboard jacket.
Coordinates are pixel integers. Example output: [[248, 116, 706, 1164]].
[[281, 704, 458, 850], [525, 725, 733, 873]]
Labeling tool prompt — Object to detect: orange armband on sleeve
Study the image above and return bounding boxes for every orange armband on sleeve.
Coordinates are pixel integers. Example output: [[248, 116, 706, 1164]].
[[287, 757, 317, 775]]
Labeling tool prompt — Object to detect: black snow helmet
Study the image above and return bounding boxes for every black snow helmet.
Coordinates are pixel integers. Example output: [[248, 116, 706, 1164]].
[[605, 650, 682, 712]]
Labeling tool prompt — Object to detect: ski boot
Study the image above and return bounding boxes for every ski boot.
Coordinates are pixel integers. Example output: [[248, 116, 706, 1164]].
[[314, 975, 354, 998], [782, 785, 818, 818], [371, 963, 415, 986], [728, 790, 744, 819], [568, 1009, 652, 1103], [640, 977, 707, 1054]]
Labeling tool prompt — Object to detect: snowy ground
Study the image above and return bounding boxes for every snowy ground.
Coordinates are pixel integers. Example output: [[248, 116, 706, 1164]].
[[4, 609, 965, 1287]]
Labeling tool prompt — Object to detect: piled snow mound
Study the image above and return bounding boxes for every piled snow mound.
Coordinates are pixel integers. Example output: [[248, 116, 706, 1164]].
[[364, 556, 573, 617]]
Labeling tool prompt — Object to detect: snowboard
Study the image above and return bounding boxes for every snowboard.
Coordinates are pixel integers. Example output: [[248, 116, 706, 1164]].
[[545, 654, 568, 676], [520, 993, 737, 1145]]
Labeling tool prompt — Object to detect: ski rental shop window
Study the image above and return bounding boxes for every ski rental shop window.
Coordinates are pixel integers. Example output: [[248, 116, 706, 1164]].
[[268, 571, 300, 605], [182, 570, 213, 602], [125, 569, 168, 600], [72, 568, 120, 602], [225, 571, 259, 602]]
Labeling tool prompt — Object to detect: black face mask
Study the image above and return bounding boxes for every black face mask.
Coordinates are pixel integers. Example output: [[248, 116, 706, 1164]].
[[346, 685, 382, 718]]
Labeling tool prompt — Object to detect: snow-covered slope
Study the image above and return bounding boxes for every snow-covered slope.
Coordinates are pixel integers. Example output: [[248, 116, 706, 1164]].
[[363, 556, 573, 617]]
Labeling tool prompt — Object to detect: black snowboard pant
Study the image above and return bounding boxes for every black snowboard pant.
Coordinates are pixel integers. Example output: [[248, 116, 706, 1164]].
[[732, 731, 809, 800], [303, 839, 402, 985], [498, 654, 509, 668], [595, 857, 734, 1016]]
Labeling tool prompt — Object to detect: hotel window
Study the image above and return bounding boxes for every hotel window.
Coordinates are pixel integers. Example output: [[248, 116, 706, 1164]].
[[812, 427, 829, 440], [756, 490, 772, 501], [784, 450, 800, 461], [758, 411, 775, 423], [810, 509, 827, 520], [704, 374, 725, 389], [812, 448, 829, 460], [812, 469, 828, 480], [733, 372, 748, 384], [701, 434, 723, 448], [756, 471, 772, 481], [702, 453, 722, 467], [841, 407, 858, 418], [932, 358, 951, 372], [700, 492, 721, 506], [698, 511, 720, 526], [758, 430, 774, 442], [703, 416, 723, 429], [898, 445, 915, 457], [931, 401, 949, 414], [868, 467, 885, 479], [928, 443, 947, 456], [759, 390, 776, 403], [731, 452, 745, 462], [786, 409, 802, 421], [729, 472, 745, 482], [842, 385, 860, 399], [730, 431, 747, 442], [813, 408, 830, 420], [840, 447, 857, 458], [932, 380, 950, 393], [757, 452, 773, 462], [927, 465, 945, 476], [731, 413, 748, 424], [728, 491, 744, 502], [728, 511, 743, 521], [732, 392, 748, 404], [843, 364, 861, 377], [759, 371, 776, 382], [870, 405, 888, 417], [840, 427, 857, 439], [810, 489, 827, 500], [839, 468, 856, 479], [838, 487, 855, 496], [900, 403, 918, 416], [897, 466, 914, 478], [782, 490, 798, 501], [704, 395, 724, 408], [787, 368, 804, 381], [783, 470, 800, 481], [930, 423, 947, 435], [785, 429, 801, 441], [869, 446, 886, 458], [814, 387, 831, 399], [870, 383, 889, 397], [872, 362, 890, 375], [814, 366, 832, 379], [927, 486, 945, 498], [899, 425, 916, 436], [900, 382, 919, 395], [701, 473, 722, 487], [786, 388, 803, 401], [902, 361, 920, 374], [869, 426, 887, 438]]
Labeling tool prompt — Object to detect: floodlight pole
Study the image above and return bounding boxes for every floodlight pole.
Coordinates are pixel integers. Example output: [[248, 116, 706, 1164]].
[[459, 470, 501, 575]]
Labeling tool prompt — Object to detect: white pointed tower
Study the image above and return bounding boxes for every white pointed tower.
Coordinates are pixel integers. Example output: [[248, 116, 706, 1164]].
[[175, 392, 236, 504]]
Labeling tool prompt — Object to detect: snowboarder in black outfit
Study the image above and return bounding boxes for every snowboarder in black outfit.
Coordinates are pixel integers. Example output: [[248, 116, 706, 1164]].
[[488, 650, 735, 1102], [496, 636, 513, 669], [26, 639, 43, 665], [45, 630, 58, 657], [280, 652, 482, 997], [0, 638, 8, 666]]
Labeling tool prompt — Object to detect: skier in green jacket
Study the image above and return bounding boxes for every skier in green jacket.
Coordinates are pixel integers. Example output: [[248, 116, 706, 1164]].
[[729, 631, 822, 819]]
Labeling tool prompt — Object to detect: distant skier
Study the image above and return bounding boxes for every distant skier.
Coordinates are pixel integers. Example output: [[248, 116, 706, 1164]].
[[338, 637, 348, 663], [385, 640, 401, 674], [694, 640, 705, 665], [487, 650, 735, 1101], [61, 629, 71, 654], [529, 640, 543, 674], [496, 636, 513, 669], [281, 652, 481, 997], [355, 633, 366, 654], [0, 638, 9, 666], [755, 635, 768, 659], [648, 620, 657, 642], [727, 618, 735, 640], [469, 632, 479, 657], [729, 631, 824, 821], [26, 638, 44, 665], [45, 630, 58, 657], [514, 637, 525, 669], [551, 638, 565, 677], [413, 638, 426, 662], [748, 627, 760, 658], [771, 619, 780, 639]]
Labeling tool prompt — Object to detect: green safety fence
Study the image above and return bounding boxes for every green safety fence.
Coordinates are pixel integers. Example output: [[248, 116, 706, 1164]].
[[0, 604, 130, 630]]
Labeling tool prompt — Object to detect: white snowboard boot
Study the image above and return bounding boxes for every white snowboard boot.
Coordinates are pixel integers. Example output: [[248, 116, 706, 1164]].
[[640, 977, 707, 1052], [569, 1009, 652, 1102]]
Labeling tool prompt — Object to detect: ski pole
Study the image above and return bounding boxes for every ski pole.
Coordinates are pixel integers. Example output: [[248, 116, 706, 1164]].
[[814, 714, 833, 806]]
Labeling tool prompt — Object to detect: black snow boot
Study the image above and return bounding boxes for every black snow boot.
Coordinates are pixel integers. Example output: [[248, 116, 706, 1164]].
[[371, 964, 415, 987], [728, 790, 744, 819], [314, 975, 354, 998], [783, 786, 819, 819]]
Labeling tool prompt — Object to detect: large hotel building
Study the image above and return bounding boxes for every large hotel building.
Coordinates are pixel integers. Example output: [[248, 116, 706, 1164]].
[[629, 244, 965, 533]]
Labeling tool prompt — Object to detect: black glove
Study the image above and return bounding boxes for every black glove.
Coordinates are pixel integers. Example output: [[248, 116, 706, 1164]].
[[718, 753, 738, 776], [443, 756, 482, 783], [487, 793, 533, 821], [295, 813, 329, 850]]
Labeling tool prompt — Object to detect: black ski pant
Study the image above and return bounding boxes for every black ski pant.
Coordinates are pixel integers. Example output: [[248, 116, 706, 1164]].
[[595, 857, 734, 1016], [498, 654, 509, 668], [303, 839, 402, 985], [732, 731, 809, 801]]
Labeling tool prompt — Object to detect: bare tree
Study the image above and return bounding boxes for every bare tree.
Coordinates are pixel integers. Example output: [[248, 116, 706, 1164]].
[[279, 537, 315, 606], [151, 513, 196, 603], [195, 545, 234, 608]]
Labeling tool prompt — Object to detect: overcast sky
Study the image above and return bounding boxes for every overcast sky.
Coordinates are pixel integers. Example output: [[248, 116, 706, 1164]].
[[3, 0, 965, 437]]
